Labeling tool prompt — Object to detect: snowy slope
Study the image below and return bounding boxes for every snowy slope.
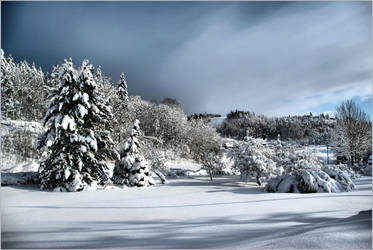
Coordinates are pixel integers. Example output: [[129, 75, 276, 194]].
[[2, 176, 371, 249]]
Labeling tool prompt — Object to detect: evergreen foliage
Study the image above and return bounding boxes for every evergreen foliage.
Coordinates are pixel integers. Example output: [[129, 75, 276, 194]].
[[37, 58, 118, 191], [112, 119, 155, 187], [117, 72, 128, 102]]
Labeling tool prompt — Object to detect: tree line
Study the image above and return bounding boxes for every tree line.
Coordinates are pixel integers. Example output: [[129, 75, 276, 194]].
[[1, 49, 371, 190], [1, 51, 222, 189], [218, 105, 371, 165]]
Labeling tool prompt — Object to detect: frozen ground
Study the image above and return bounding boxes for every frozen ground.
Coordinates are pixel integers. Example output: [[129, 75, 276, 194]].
[[1, 175, 371, 249]]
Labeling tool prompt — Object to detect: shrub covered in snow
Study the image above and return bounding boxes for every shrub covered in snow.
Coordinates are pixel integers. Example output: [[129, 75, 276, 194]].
[[264, 141, 355, 193], [37, 58, 118, 191], [225, 136, 356, 192], [229, 136, 283, 185], [265, 167, 355, 193], [112, 119, 155, 187], [265, 160, 355, 193], [322, 165, 355, 191]]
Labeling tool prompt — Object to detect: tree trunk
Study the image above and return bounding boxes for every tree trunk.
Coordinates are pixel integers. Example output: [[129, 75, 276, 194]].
[[256, 170, 262, 186], [153, 169, 167, 184], [208, 169, 213, 181]]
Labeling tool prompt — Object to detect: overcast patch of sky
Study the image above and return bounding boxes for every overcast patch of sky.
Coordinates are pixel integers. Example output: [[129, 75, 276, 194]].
[[159, 2, 372, 116], [1, 1, 371, 116]]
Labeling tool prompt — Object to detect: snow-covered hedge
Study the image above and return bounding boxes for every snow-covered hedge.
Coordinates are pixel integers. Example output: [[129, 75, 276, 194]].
[[265, 163, 355, 193], [265, 145, 356, 193]]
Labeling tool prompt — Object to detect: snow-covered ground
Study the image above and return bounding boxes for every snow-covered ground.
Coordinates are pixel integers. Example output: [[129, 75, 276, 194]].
[[306, 145, 337, 164], [2, 175, 371, 249]]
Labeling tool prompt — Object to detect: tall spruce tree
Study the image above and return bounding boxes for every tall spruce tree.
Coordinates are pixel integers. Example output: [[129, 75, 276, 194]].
[[112, 119, 155, 187], [112, 72, 130, 144], [117, 72, 128, 102], [37, 58, 118, 191]]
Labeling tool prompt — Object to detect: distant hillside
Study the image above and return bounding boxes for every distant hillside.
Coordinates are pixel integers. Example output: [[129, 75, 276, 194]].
[[217, 110, 335, 144]]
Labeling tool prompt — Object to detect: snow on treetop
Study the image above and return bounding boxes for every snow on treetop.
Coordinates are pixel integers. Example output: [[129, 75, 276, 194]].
[[61, 58, 77, 83], [80, 60, 96, 88]]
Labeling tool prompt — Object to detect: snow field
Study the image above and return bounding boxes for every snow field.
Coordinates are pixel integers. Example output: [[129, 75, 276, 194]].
[[2, 175, 371, 249]]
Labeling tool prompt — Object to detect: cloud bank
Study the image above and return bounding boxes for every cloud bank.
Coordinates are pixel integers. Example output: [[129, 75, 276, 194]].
[[158, 2, 371, 116], [2, 2, 371, 116]]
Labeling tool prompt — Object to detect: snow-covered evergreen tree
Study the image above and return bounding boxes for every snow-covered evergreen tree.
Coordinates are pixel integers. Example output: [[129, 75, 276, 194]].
[[95, 66, 103, 85], [112, 119, 154, 187], [111, 72, 130, 144], [37, 58, 118, 191], [117, 72, 128, 102], [96, 69, 117, 105]]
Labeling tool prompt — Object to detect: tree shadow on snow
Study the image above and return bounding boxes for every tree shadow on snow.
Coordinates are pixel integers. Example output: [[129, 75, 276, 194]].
[[2, 210, 371, 249], [167, 175, 266, 194], [10, 192, 371, 210], [1, 184, 40, 191], [353, 177, 372, 186]]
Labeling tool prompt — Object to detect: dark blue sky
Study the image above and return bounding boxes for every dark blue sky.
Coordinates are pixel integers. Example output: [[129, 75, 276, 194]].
[[2, 1, 372, 117]]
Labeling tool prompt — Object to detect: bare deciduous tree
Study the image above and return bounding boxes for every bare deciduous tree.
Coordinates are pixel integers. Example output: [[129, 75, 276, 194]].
[[332, 100, 372, 164]]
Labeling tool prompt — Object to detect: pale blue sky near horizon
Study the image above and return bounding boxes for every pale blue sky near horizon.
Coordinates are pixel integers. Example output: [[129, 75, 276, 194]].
[[2, 1, 372, 118]]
